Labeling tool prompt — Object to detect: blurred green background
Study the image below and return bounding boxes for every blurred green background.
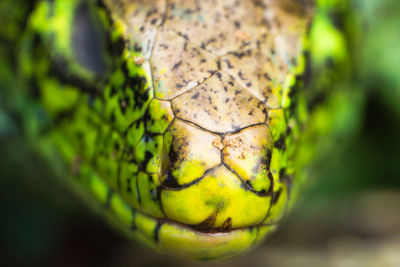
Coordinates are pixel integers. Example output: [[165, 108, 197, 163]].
[[1, 0, 400, 266]]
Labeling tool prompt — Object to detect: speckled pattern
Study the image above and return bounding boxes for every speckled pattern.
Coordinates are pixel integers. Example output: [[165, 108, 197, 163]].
[[18, 0, 309, 260]]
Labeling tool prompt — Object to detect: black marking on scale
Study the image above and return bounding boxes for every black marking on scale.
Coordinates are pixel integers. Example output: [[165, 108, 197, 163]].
[[154, 221, 164, 243]]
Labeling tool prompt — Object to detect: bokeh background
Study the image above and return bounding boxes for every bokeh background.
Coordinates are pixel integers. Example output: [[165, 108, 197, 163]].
[[1, 0, 400, 266]]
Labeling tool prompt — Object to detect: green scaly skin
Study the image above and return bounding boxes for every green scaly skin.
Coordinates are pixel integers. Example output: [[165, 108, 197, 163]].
[[0, 0, 360, 260]]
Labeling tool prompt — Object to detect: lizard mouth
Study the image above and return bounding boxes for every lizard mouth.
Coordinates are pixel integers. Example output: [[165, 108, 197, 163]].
[[127, 209, 277, 260], [101, 179, 281, 260]]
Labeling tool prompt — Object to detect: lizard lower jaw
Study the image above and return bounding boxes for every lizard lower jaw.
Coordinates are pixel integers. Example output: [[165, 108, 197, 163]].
[[129, 211, 277, 260]]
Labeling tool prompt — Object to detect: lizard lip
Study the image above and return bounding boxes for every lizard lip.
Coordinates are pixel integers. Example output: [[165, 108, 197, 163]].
[[133, 211, 276, 260], [124, 206, 277, 260]]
